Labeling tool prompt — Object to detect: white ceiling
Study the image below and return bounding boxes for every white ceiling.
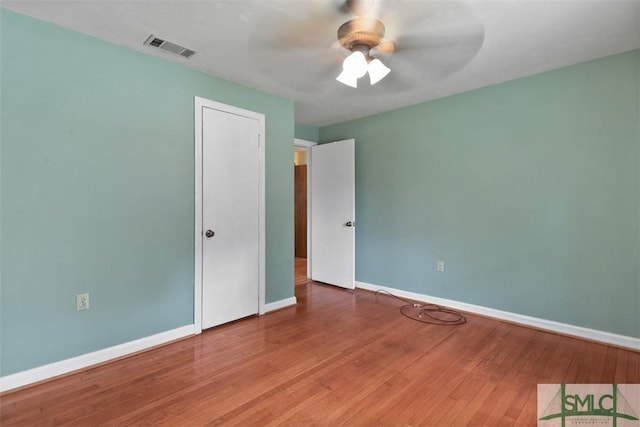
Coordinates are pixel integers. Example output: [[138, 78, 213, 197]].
[[3, 0, 639, 127]]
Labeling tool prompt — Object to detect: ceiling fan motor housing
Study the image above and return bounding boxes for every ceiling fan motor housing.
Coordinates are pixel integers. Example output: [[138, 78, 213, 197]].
[[337, 18, 385, 51]]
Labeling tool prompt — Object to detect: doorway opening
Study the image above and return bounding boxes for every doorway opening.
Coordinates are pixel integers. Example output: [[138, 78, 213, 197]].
[[294, 138, 316, 287]]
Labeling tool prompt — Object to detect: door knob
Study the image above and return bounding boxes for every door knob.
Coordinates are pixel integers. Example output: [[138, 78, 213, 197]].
[[205, 230, 215, 238], [345, 221, 355, 227]]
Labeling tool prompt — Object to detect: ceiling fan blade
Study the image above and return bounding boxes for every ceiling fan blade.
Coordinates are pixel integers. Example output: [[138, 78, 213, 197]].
[[251, 0, 389, 51], [251, 46, 346, 92], [250, 22, 337, 51], [248, 2, 347, 52], [370, 39, 395, 57], [384, 39, 482, 87], [394, 21, 485, 52], [371, 0, 485, 84], [345, 0, 376, 16], [355, 49, 483, 94], [391, 29, 485, 78], [380, 0, 484, 44]]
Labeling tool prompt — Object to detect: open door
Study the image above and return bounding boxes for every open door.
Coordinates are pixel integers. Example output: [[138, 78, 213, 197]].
[[310, 139, 355, 289]]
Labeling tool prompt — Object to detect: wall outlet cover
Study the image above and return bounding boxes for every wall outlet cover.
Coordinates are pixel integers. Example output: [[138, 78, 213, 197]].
[[76, 293, 89, 311]]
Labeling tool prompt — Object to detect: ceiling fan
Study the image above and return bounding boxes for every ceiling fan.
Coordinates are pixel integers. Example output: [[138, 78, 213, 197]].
[[334, 0, 396, 87], [251, 0, 485, 92]]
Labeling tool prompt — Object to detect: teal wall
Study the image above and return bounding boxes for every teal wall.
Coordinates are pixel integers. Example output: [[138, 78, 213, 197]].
[[320, 50, 640, 338], [295, 123, 319, 142], [0, 9, 294, 376]]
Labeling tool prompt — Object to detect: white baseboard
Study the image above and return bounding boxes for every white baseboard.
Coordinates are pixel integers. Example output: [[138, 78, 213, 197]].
[[356, 281, 640, 351], [264, 296, 297, 313], [0, 324, 195, 393]]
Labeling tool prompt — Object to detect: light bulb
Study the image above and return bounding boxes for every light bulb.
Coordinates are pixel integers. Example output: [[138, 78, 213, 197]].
[[368, 58, 390, 85]]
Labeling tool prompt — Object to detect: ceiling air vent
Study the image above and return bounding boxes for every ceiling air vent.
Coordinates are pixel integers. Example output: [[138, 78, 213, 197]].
[[144, 35, 196, 59]]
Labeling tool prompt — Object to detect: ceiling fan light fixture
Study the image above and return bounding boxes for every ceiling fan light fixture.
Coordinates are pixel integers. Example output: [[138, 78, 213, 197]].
[[367, 58, 390, 85]]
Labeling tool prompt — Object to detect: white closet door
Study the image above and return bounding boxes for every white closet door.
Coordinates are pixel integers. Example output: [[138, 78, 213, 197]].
[[201, 106, 260, 329]]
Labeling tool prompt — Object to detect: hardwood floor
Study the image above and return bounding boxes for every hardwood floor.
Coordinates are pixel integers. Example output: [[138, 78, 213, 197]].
[[1, 281, 638, 426], [295, 257, 310, 286]]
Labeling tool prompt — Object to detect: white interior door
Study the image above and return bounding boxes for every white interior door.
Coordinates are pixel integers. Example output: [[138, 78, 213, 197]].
[[310, 139, 355, 289], [201, 104, 261, 329]]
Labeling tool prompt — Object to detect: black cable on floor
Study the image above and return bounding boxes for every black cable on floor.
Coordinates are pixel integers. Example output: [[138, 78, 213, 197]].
[[374, 289, 467, 326]]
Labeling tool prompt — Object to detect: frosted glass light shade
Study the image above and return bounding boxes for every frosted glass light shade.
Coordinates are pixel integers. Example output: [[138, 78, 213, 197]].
[[336, 69, 358, 88], [368, 58, 390, 85], [344, 51, 368, 78], [336, 51, 369, 87]]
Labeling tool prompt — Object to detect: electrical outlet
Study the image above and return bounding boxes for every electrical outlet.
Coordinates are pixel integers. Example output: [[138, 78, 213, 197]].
[[76, 293, 89, 311], [436, 260, 445, 273]]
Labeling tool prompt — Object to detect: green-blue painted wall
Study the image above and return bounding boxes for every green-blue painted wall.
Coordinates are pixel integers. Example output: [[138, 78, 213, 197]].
[[320, 50, 640, 338], [295, 123, 319, 142], [0, 9, 294, 376], [2, 7, 637, 379]]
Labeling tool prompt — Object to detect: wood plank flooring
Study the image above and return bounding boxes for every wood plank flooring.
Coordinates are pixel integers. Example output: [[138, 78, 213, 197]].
[[295, 257, 310, 286], [1, 279, 638, 426]]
